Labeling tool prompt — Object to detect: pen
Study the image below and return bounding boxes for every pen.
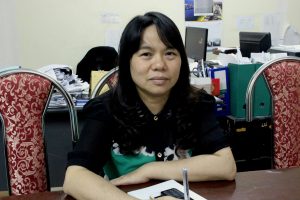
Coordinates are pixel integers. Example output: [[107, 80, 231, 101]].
[[182, 168, 190, 200], [201, 59, 206, 77]]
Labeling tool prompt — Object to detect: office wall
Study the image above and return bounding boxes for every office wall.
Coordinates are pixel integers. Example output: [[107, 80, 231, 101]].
[[0, 0, 185, 70], [222, 0, 300, 47], [0, 0, 300, 70], [0, 0, 19, 68]]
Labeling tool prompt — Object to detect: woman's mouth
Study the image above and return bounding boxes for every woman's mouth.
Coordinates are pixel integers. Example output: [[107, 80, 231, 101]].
[[149, 77, 168, 85]]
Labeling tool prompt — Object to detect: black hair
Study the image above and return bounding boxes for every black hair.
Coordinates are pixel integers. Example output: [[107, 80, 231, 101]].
[[110, 12, 205, 154]]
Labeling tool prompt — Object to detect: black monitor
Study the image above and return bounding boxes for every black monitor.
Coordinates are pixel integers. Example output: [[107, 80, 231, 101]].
[[239, 32, 272, 58], [185, 27, 208, 62]]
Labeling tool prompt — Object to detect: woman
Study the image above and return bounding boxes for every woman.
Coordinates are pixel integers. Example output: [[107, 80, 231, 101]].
[[63, 11, 236, 200]]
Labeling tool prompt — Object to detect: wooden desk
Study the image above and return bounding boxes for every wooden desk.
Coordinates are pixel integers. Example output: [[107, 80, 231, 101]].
[[1, 167, 299, 200]]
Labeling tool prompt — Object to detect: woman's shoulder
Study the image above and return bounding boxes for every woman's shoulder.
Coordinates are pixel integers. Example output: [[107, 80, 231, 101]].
[[180, 89, 215, 117], [82, 91, 113, 120], [190, 89, 216, 107]]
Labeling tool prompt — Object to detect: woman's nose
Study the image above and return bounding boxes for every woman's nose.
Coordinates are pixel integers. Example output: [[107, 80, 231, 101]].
[[152, 55, 165, 70]]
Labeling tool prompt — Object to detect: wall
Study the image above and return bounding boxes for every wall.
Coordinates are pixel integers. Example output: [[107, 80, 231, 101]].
[[0, 0, 300, 70], [209, 0, 300, 59], [0, 0, 19, 68], [0, 0, 185, 70], [222, 0, 300, 47]]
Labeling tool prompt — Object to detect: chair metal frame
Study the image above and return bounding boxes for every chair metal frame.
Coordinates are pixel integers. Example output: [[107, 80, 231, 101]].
[[245, 56, 300, 169], [90, 67, 119, 98], [245, 56, 300, 122], [0, 68, 79, 195]]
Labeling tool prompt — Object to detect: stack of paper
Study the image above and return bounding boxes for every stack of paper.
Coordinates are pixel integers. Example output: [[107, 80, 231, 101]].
[[127, 180, 206, 200]]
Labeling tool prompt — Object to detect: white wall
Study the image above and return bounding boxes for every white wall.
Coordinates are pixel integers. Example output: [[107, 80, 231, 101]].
[[1, 0, 300, 70], [222, 0, 300, 47], [0, 0, 185, 70], [0, 0, 19, 68], [210, 0, 300, 59]]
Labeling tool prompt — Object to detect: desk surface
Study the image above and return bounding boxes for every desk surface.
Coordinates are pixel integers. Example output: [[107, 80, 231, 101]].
[[1, 167, 299, 200]]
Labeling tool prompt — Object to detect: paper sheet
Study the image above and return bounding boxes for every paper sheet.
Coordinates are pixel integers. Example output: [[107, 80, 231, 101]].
[[128, 180, 207, 200]]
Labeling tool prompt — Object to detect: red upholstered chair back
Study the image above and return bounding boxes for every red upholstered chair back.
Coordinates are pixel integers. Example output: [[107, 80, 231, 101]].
[[264, 59, 300, 169], [0, 73, 51, 195], [0, 69, 79, 195], [246, 57, 300, 169]]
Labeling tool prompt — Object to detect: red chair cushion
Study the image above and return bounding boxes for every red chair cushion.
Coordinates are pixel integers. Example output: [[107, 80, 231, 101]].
[[0, 73, 51, 195], [108, 72, 118, 88], [264, 60, 300, 169]]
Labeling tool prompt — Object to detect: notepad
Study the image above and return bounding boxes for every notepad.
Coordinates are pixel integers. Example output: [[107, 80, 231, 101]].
[[127, 180, 206, 200]]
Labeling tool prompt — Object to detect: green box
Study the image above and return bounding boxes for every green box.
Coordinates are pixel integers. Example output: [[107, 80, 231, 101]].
[[228, 63, 271, 118]]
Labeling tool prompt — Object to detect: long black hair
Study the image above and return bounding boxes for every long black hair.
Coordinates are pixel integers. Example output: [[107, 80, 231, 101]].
[[110, 12, 205, 154]]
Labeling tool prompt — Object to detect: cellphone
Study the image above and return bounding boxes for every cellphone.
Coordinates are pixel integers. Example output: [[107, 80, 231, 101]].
[[160, 188, 194, 200]]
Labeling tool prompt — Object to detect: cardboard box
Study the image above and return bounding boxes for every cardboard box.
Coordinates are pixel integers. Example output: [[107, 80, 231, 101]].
[[90, 70, 109, 96]]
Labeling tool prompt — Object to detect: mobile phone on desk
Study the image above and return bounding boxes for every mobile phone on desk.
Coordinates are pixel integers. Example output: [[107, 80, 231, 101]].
[[158, 188, 194, 200]]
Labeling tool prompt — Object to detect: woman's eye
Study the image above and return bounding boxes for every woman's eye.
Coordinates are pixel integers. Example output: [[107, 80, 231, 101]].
[[165, 51, 177, 58], [142, 52, 150, 56], [166, 51, 175, 55], [140, 52, 152, 57]]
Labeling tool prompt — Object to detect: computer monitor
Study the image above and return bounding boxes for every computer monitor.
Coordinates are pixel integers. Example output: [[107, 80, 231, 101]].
[[185, 27, 208, 62], [239, 32, 272, 58]]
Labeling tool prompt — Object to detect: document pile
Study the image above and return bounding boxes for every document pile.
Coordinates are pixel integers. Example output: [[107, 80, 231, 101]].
[[38, 64, 90, 107], [217, 48, 288, 65]]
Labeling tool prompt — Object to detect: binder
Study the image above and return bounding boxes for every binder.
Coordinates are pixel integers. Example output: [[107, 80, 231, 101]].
[[228, 63, 271, 118], [208, 66, 230, 116], [253, 64, 272, 117]]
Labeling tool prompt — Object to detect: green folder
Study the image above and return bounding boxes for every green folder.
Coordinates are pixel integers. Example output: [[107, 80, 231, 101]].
[[228, 63, 271, 118], [253, 64, 272, 117]]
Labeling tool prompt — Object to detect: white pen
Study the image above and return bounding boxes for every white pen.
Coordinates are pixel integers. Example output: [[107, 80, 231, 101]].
[[182, 168, 190, 200]]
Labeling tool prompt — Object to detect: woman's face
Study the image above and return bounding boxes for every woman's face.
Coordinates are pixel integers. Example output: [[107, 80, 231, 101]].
[[130, 25, 181, 100]]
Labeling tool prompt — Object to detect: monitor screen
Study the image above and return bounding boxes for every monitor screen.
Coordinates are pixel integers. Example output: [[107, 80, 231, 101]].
[[185, 27, 208, 62], [239, 32, 272, 58]]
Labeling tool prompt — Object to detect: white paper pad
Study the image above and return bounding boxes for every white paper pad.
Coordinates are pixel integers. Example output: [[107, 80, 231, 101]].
[[128, 180, 207, 200]]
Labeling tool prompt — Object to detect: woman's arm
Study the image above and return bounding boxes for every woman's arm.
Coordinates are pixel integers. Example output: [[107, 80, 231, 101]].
[[111, 147, 236, 186], [63, 166, 180, 200], [63, 166, 138, 200]]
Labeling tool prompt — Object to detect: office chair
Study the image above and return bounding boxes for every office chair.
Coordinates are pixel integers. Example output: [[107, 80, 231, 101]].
[[0, 68, 79, 195], [76, 46, 118, 83], [245, 56, 300, 169], [90, 67, 118, 98]]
